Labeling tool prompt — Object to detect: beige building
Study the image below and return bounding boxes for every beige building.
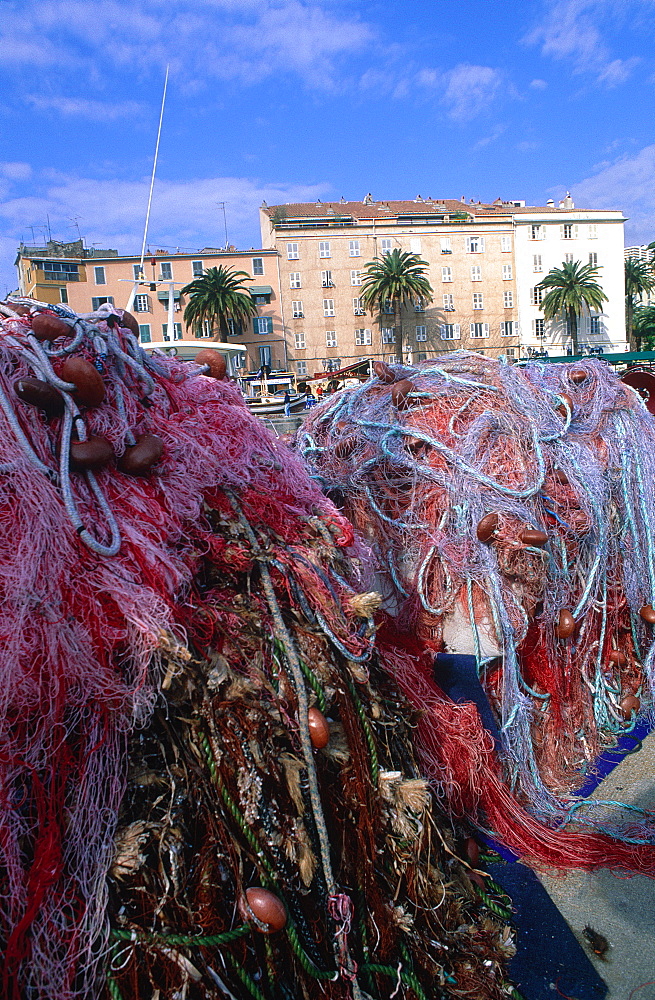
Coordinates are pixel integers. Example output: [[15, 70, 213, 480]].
[[15, 241, 286, 374], [260, 195, 627, 375]]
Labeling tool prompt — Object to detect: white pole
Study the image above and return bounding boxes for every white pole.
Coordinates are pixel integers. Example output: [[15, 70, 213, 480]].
[[139, 66, 169, 277], [167, 280, 175, 341]]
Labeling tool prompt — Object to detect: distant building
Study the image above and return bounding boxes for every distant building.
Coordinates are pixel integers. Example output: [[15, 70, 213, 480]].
[[260, 195, 627, 374], [625, 244, 655, 308], [15, 242, 286, 374]]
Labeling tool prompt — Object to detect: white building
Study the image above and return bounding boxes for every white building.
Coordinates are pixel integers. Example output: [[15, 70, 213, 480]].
[[515, 202, 627, 356]]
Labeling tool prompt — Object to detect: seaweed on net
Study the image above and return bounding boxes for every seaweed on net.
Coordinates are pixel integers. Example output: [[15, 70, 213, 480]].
[[298, 353, 655, 871], [0, 303, 513, 1000]]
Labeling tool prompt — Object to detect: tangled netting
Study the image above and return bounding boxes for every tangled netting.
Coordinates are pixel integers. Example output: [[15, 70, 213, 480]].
[[0, 305, 515, 1000], [298, 351, 655, 872]]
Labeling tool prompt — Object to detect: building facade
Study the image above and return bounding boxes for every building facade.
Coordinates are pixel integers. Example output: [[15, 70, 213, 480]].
[[260, 196, 627, 377], [15, 242, 286, 373]]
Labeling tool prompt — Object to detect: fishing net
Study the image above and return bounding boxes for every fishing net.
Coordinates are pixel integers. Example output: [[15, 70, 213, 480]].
[[298, 352, 655, 872], [0, 303, 514, 1000]]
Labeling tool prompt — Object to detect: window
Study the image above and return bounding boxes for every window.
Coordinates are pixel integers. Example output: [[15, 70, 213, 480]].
[[292, 300, 304, 318], [589, 252, 598, 267], [133, 263, 145, 280], [323, 299, 335, 317], [289, 272, 301, 289], [501, 236, 512, 252], [500, 321, 518, 337], [297, 360, 308, 376], [404, 351, 413, 365], [561, 224, 578, 239], [534, 318, 545, 337], [470, 322, 489, 339], [226, 318, 241, 337], [355, 328, 372, 346], [162, 322, 182, 340], [440, 237, 452, 254], [138, 324, 151, 343], [252, 257, 264, 276], [133, 293, 151, 313], [417, 352, 427, 362], [353, 297, 365, 315], [410, 238, 422, 253], [350, 270, 362, 286], [287, 243, 299, 260], [349, 240, 360, 257], [588, 224, 598, 239], [443, 293, 455, 311], [94, 266, 106, 285], [471, 265, 481, 281], [321, 270, 334, 287], [42, 261, 79, 281], [59, 287, 68, 304], [380, 238, 392, 255], [502, 264, 513, 280], [473, 292, 484, 310], [504, 290, 514, 308], [590, 316, 600, 336], [326, 331, 337, 348], [92, 295, 115, 310], [386, 354, 397, 364], [440, 324, 460, 341], [160, 261, 173, 280], [232, 354, 245, 371], [442, 266, 452, 282], [415, 325, 427, 342], [252, 293, 270, 306], [295, 332, 306, 350], [381, 328, 395, 344], [530, 225, 544, 241], [533, 255, 542, 273], [254, 316, 274, 335], [414, 297, 425, 312], [504, 347, 517, 360], [466, 236, 485, 253], [382, 299, 394, 314], [198, 320, 212, 338], [530, 287, 544, 306], [564, 253, 574, 264], [192, 261, 204, 277], [319, 241, 331, 258], [259, 346, 272, 368]]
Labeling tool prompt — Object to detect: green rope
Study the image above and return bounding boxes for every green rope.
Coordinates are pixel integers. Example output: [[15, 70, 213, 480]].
[[106, 976, 123, 1000], [483, 876, 513, 909], [344, 676, 379, 785], [300, 658, 328, 713], [504, 985, 528, 1000], [223, 949, 267, 1000], [471, 884, 513, 920], [285, 922, 337, 980], [110, 925, 251, 948], [362, 963, 433, 1000]]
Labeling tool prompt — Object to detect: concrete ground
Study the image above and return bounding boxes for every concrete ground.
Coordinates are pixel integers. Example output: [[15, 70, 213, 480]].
[[540, 731, 655, 1000]]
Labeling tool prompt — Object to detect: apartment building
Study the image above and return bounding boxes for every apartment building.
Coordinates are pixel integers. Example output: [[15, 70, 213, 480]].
[[625, 244, 655, 308], [15, 241, 286, 373], [260, 195, 627, 376]]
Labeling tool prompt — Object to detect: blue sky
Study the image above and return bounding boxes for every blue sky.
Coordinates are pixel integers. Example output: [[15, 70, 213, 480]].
[[1, 0, 654, 294]]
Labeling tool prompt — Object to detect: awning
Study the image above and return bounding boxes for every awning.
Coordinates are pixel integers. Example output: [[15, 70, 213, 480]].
[[250, 286, 272, 295], [157, 290, 180, 301]]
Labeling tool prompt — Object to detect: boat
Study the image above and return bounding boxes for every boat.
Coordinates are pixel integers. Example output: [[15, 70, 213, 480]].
[[238, 370, 307, 415]]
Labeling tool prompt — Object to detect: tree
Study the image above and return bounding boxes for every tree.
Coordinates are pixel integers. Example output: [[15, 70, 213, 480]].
[[633, 304, 655, 352], [181, 265, 258, 340], [624, 256, 655, 351], [537, 260, 608, 356], [360, 249, 433, 362]]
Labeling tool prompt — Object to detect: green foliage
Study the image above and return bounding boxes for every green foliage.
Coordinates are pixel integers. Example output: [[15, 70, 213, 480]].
[[625, 256, 655, 350], [633, 304, 655, 351], [537, 260, 607, 355], [181, 266, 258, 340], [360, 249, 433, 359]]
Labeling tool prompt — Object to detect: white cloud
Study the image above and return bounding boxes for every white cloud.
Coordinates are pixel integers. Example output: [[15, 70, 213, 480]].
[[0, 0, 374, 92], [441, 64, 504, 121], [525, 0, 642, 85], [529, 78, 548, 89], [0, 167, 329, 293], [572, 144, 655, 243], [25, 96, 145, 121], [0, 163, 32, 180]]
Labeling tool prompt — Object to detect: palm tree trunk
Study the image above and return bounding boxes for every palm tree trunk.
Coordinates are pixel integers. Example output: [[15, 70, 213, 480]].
[[568, 308, 579, 356], [627, 297, 637, 352], [394, 299, 402, 364]]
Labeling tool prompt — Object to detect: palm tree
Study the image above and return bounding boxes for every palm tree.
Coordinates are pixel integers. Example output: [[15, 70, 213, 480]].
[[360, 249, 433, 362], [624, 257, 655, 351], [181, 265, 258, 340], [633, 304, 655, 352], [537, 260, 607, 356]]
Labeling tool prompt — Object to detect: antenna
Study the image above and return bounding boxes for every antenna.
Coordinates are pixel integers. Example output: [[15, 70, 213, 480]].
[[70, 217, 82, 242], [139, 65, 169, 277], [216, 201, 229, 248]]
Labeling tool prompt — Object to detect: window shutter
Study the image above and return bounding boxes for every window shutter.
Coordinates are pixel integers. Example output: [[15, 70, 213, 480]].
[[253, 317, 259, 335], [470, 323, 475, 337], [515, 322, 520, 336], [479, 237, 485, 252], [559, 225, 564, 239], [92, 297, 99, 311], [440, 325, 446, 340], [453, 324, 461, 340], [465, 236, 471, 253], [483, 323, 489, 338], [500, 322, 506, 337]]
